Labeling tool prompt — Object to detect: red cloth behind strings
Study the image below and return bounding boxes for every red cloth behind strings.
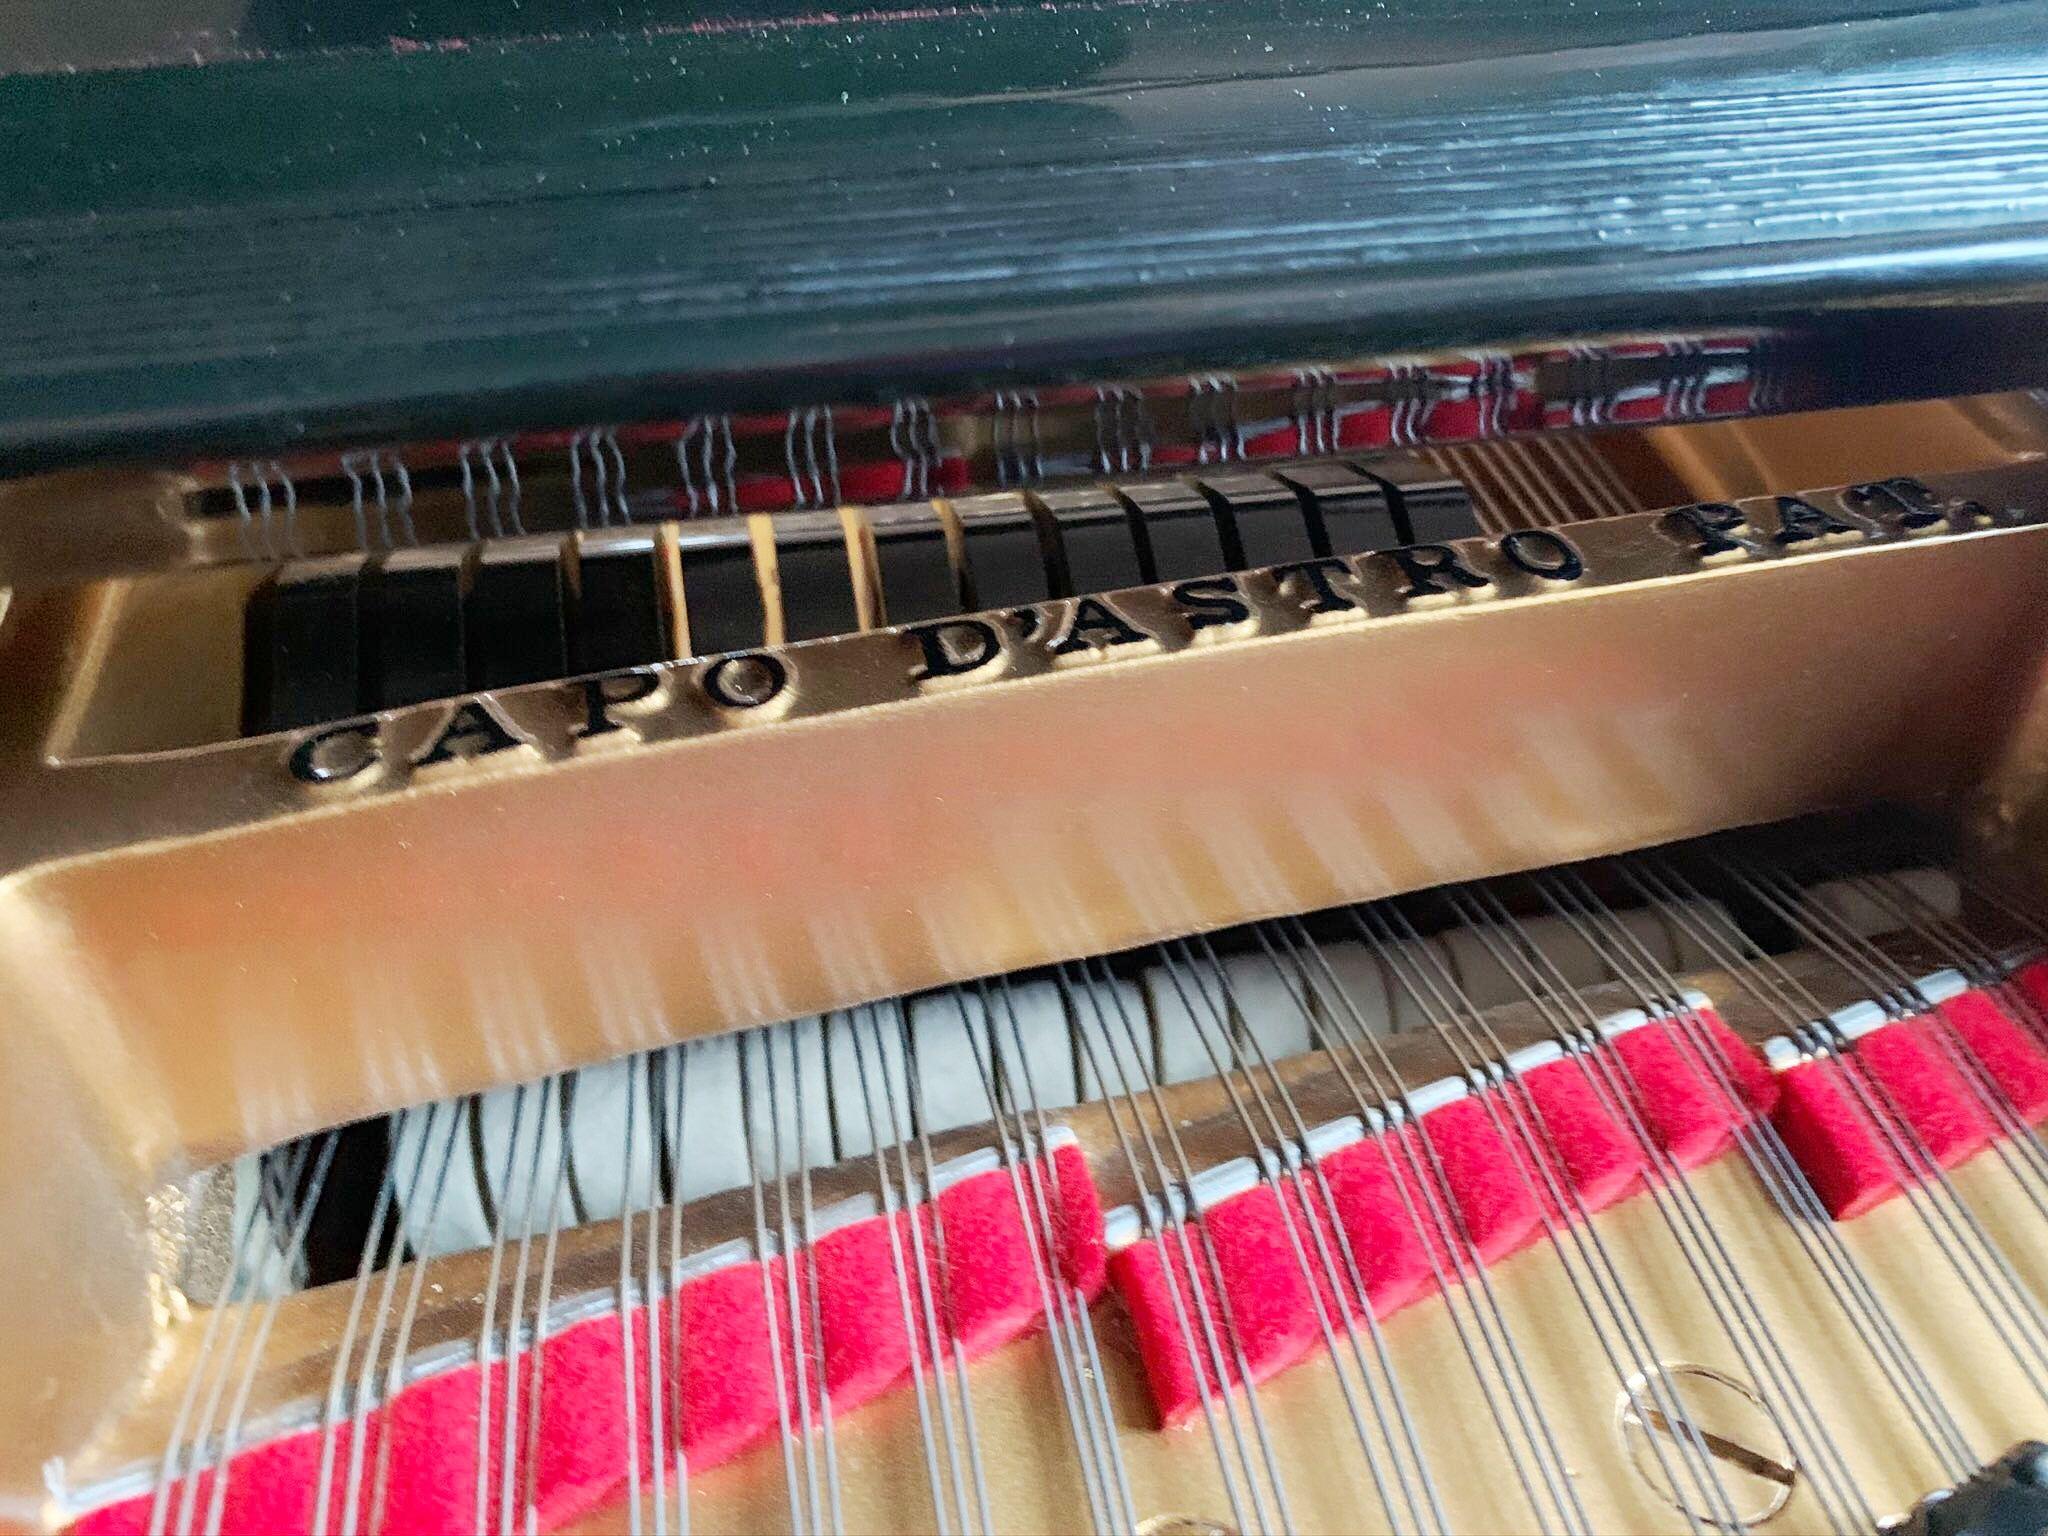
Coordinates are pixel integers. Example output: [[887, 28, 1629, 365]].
[[1772, 986, 2048, 1220], [1933, 988, 2048, 1123], [1111, 1017, 1768, 1427], [73, 1144, 1104, 1536], [1608, 1009, 1777, 1167]]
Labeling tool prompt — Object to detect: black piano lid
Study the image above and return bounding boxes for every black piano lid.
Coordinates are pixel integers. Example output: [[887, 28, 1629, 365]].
[[2, 0, 2047, 471]]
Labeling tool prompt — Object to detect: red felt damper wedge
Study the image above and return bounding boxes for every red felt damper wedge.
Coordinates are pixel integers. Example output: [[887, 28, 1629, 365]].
[[1771, 1058, 1901, 1220], [1112, 1037, 1716, 1429], [1316, 1137, 1433, 1318], [1695, 1006, 1781, 1115], [1853, 1022, 1994, 1169], [1405, 1097, 1543, 1263], [1114, 1081, 1608, 1427], [1108, 1185, 1317, 1427], [1517, 1059, 1647, 1214], [73, 1148, 1104, 1536], [1933, 988, 2048, 1123], [1109, 1169, 1380, 1427], [1609, 1014, 1772, 1167], [2011, 958, 2048, 1020]]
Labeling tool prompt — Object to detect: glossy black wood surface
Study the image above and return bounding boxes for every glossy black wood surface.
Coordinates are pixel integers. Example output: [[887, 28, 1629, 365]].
[[3, 1, 2048, 468]]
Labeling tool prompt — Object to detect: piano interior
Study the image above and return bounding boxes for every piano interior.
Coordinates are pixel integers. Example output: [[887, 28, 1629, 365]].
[[12, 7, 2048, 1534]]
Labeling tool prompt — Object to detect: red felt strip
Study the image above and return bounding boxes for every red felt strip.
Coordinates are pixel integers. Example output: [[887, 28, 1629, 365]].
[[2011, 957, 2048, 1019], [1408, 1096, 1542, 1263], [1934, 988, 2048, 1123], [1696, 1006, 1780, 1115], [1108, 1171, 1370, 1427], [1853, 1021, 1993, 1170], [1770, 987, 2048, 1222], [1111, 1053, 1659, 1427], [72, 1147, 1101, 1536], [1317, 1138, 1432, 1317], [1518, 1058, 1646, 1214], [1771, 1057, 1899, 1220], [1605, 1009, 1772, 1167], [1610, 1025, 1741, 1166]]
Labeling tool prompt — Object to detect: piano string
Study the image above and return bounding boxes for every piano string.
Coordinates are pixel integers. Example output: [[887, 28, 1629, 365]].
[[70, 833, 2048, 1536]]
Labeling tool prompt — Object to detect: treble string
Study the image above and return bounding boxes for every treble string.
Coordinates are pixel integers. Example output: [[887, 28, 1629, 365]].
[[310, 1108, 433, 1536], [149, 1136, 321, 1536], [1527, 870, 1874, 1530], [1476, 875, 1871, 1533], [1146, 938, 1441, 1534], [1620, 856, 1978, 1478], [1356, 905, 1612, 1535], [1056, 958, 1288, 1534], [843, 1006, 957, 1536], [735, 1033, 808, 1534], [962, 977, 1136, 1532], [897, 1005, 997, 1535], [761, 1023, 829, 1535], [198, 1134, 344, 1536], [787, 1026, 844, 1536], [1426, 888, 1764, 1533], [1276, 913, 1574, 1535], [1710, 854, 2048, 1406], [363, 1101, 467, 1536], [1357, 902, 1740, 1535], [870, 1003, 982, 1535], [1283, 910, 1589, 1536]]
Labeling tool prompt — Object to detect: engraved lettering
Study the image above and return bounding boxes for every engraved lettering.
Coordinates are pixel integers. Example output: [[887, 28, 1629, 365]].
[[908, 618, 1003, 681], [572, 668, 662, 739], [1385, 543, 1490, 600], [417, 699, 525, 766], [288, 720, 379, 784], [1663, 502, 1764, 557], [1270, 557, 1360, 614], [1005, 608, 1042, 642], [1171, 575, 1252, 630], [702, 652, 789, 710], [1051, 596, 1150, 655], [1770, 495, 1857, 545], [1843, 476, 1946, 531], [1499, 529, 1586, 582]]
